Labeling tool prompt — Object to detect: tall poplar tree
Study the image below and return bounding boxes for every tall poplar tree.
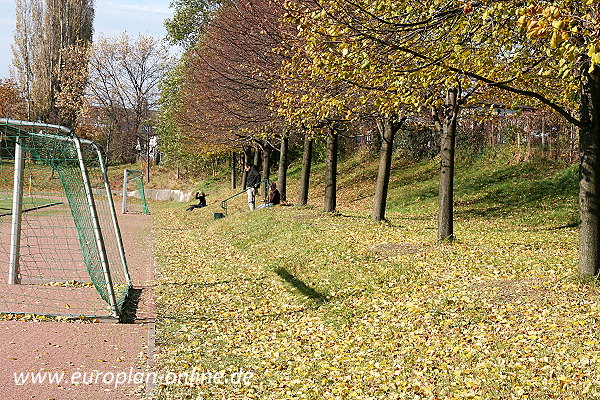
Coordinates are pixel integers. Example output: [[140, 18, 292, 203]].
[[12, 0, 44, 120], [12, 0, 94, 127]]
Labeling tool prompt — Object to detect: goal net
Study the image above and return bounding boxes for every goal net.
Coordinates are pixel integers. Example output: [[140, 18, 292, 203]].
[[0, 119, 131, 319], [122, 169, 150, 215]]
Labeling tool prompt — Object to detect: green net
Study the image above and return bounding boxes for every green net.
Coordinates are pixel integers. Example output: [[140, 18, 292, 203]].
[[123, 169, 150, 215], [0, 119, 131, 319]]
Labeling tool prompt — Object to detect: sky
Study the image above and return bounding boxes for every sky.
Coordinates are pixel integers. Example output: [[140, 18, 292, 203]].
[[0, 0, 174, 79]]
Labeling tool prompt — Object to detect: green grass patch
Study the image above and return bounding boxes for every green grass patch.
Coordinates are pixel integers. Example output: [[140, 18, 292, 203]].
[[150, 151, 596, 400], [0, 196, 66, 216]]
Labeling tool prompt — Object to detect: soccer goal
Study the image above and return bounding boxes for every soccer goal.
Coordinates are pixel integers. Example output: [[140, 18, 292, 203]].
[[0, 119, 132, 319], [122, 169, 150, 215]]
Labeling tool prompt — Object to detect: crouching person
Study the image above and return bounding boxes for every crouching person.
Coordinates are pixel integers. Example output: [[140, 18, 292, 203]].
[[257, 182, 280, 209], [186, 191, 207, 211]]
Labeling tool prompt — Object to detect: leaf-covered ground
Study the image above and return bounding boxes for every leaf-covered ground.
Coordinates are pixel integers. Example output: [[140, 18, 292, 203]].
[[151, 179, 600, 400]]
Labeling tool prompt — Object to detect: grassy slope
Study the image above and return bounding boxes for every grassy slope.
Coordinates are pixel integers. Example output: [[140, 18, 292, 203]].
[[150, 150, 600, 400]]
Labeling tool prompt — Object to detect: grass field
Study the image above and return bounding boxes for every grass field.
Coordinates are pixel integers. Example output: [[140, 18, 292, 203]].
[[0, 196, 66, 215], [149, 150, 597, 400]]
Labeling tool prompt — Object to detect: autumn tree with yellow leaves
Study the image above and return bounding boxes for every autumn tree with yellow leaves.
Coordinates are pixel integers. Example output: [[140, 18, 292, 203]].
[[277, 0, 600, 277], [278, 0, 485, 225]]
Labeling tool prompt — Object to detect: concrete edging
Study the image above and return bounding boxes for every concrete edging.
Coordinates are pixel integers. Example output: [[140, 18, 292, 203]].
[[124, 189, 193, 203]]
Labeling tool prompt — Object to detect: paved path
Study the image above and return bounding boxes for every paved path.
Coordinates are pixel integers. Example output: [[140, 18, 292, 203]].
[[0, 213, 155, 400]]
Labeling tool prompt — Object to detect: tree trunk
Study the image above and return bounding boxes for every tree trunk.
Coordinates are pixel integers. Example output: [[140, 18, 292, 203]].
[[239, 152, 245, 187], [437, 88, 460, 241], [277, 132, 289, 202], [578, 66, 600, 278], [324, 128, 338, 212], [241, 146, 251, 188], [371, 115, 397, 221], [231, 151, 237, 190], [262, 144, 272, 182], [253, 145, 261, 167], [298, 135, 313, 206]]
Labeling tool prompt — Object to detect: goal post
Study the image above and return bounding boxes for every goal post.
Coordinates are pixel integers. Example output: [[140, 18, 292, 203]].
[[122, 169, 150, 215], [0, 118, 132, 319], [8, 138, 24, 285]]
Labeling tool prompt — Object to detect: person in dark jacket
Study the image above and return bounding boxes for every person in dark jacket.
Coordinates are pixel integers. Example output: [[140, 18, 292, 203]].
[[186, 191, 207, 211], [268, 183, 280, 206], [244, 164, 261, 210]]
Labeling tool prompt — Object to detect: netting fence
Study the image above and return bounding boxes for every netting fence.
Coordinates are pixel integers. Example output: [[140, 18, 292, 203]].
[[0, 119, 131, 319], [122, 169, 150, 215]]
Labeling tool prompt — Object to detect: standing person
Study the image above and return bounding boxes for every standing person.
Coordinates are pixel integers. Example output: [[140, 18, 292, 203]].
[[257, 182, 280, 209], [244, 164, 261, 210], [186, 191, 207, 211]]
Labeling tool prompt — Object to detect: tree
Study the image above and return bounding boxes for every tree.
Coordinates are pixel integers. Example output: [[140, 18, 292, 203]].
[[285, 0, 600, 277], [278, 0, 425, 220], [45, 0, 94, 127], [433, 88, 460, 241], [87, 33, 171, 164], [323, 126, 338, 212], [55, 43, 92, 129], [164, 0, 222, 49], [0, 79, 27, 119], [284, 0, 488, 231], [297, 134, 314, 206], [12, 0, 44, 120], [371, 115, 404, 221], [12, 0, 94, 127], [276, 3, 375, 213], [157, 59, 201, 177], [176, 0, 291, 189], [277, 132, 289, 201]]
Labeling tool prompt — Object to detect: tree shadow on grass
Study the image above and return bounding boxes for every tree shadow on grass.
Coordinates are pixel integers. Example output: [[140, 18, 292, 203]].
[[274, 267, 327, 304]]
